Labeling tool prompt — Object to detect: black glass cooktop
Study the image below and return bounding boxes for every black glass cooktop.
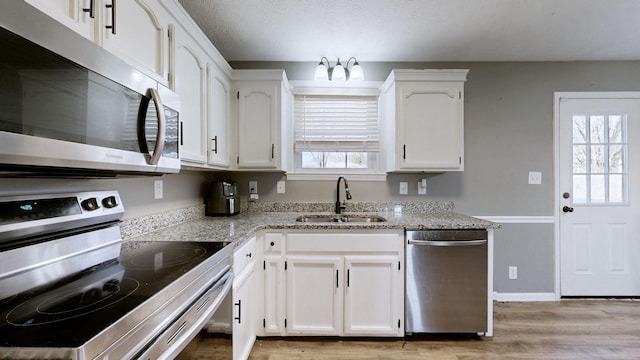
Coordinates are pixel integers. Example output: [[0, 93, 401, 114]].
[[0, 241, 230, 348]]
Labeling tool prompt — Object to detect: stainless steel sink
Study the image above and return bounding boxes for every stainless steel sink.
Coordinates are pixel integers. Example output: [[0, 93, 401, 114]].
[[295, 215, 387, 223]]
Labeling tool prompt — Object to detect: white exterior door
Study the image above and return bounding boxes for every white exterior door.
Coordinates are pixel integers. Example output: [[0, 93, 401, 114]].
[[557, 93, 640, 296]]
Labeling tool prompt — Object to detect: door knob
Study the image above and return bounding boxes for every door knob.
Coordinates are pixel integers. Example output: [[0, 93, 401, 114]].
[[562, 206, 574, 213]]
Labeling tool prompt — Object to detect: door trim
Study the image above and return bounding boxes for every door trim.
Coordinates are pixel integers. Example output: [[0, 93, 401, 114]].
[[553, 91, 640, 300]]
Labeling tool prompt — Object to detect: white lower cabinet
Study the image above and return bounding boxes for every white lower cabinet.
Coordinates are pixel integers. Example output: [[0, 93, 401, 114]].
[[343, 255, 402, 336], [261, 233, 286, 335], [258, 230, 404, 338], [233, 237, 256, 360], [286, 255, 343, 335]]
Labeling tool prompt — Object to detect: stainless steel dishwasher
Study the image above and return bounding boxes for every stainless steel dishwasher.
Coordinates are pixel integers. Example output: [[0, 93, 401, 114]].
[[405, 229, 488, 335]]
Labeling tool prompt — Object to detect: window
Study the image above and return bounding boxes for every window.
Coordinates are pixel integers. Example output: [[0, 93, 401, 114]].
[[294, 94, 379, 174], [572, 114, 628, 204]]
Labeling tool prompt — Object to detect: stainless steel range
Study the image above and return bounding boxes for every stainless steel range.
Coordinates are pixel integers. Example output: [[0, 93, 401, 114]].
[[0, 190, 232, 359]]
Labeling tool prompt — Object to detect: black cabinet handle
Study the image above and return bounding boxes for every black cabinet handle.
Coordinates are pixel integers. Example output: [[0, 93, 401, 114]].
[[347, 269, 350, 287], [336, 270, 339, 288], [403, 144, 406, 159], [246, 252, 252, 258], [271, 144, 275, 159], [563, 206, 574, 213], [234, 300, 241, 324], [105, 0, 116, 34], [212, 136, 218, 154], [82, 0, 95, 18]]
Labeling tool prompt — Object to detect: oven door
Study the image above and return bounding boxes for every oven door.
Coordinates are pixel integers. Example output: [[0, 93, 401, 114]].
[[137, 271, 233, 360]]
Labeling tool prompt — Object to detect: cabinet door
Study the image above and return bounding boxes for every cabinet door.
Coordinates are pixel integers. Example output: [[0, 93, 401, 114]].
[[233, 260, 256, 360], [397, 82, 463, 170], [207, 65, 231, 167], [173, 25, 207, 163], [286, 255, 342, 335], [262, 254, 285, 335], [100, 0, 170, 84], [343, 256, 403, 336], [25, 0, 97, 41], [237, 86, 279, 169]]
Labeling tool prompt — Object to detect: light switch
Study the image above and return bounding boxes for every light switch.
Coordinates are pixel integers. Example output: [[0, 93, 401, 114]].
[[249, 181, 258, 194], [399, 182, 408, 195]]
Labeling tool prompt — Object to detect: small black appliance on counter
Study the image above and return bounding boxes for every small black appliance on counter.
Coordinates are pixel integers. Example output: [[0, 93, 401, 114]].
[[206, 180, 239, 216]]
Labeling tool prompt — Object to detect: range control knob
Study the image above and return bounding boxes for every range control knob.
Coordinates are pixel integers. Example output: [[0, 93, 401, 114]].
[[102, 196, 119, 209], [81, 198, 100, 211]]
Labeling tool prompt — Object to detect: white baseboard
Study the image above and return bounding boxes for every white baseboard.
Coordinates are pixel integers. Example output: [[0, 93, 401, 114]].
[[493, 292, 557, 302]]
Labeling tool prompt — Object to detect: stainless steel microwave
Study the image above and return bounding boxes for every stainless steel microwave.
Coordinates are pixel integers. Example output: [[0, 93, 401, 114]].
[[0, 2, 180, 177]]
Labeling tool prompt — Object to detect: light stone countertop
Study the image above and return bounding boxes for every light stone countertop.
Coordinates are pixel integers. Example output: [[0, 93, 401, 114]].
[[122, 201, 500, 249]]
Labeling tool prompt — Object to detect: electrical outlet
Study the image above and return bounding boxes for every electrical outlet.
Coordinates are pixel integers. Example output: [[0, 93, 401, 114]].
[[399, 182, 408, 195], [154, 180, 163, 199], [277, 180, 286, 194], [528, 171, 542, 185], [418, 178, 427, 195], [249, 181, 258, 194], [509, 266, 518, 280]]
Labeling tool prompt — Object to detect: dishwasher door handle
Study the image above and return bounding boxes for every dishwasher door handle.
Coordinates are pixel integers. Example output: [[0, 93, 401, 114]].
[[408, 239, 487, 246]]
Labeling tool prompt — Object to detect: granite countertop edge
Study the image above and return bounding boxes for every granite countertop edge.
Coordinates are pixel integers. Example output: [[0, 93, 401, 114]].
[[123, 209, 501, 249]]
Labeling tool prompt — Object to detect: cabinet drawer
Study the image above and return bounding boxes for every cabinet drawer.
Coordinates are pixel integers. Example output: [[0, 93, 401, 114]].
[[263, 233, 284, 253], [234, 237, 256, 273], [287, 232, 403, 253]]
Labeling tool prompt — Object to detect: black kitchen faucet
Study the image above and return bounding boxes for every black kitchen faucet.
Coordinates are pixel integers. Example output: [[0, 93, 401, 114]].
[[335, 176, 352, 214]]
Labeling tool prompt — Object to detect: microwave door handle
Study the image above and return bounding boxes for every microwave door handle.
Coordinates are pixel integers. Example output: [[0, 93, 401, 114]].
[[145, 88, 166, 165]]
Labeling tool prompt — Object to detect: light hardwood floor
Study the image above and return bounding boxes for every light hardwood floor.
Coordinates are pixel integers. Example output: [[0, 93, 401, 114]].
[[179, 300, 640, 359]]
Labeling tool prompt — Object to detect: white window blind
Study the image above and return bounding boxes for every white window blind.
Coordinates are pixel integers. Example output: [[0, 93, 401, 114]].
[[294, 94, 379, 152]]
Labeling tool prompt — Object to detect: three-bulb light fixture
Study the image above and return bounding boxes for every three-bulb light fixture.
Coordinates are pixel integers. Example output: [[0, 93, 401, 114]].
[[314, 57, 364, 81]]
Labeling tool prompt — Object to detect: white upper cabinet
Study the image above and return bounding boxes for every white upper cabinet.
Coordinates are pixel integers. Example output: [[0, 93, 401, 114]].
[[207, 64, 231, 167], [381, 69, 468, 172], [100, 0, 171, 84], [25, 0, 96, 41], [172, 23, 207, 164], [27, 0, 171, 85], [233, 70, 292, 171]]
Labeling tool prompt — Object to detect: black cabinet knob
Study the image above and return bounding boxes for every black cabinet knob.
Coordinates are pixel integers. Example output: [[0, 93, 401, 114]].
[[102, 196, 118, 208], [81, 198, 100, 211], [562, 206, 574, 213]]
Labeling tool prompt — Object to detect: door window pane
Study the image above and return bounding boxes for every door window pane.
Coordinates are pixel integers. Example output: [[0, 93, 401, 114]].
[[609, 174, 624, 203], [572, 115, 587, 143], [590, 174, 606, 203], [573, 145, 587, 173], [573, 174, 587, 203], [609, 145, 623, 173], [589, 115, 605, 143], [609, 115, 623, 143], [589, 145, 605, 173]]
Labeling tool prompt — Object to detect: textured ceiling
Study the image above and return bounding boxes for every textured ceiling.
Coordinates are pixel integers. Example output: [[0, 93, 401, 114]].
[[177, 0, 640, 62]]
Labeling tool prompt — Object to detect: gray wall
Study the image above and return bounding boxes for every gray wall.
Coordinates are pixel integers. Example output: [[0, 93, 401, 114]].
[[228, 60, 640, 294], [4, 61, 639, 294]]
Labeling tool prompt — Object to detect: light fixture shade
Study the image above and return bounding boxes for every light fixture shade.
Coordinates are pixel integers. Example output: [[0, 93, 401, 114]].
[[332, 63, 346, 81], [314, 63, 329, 80], [349, 63, 364, 81]]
